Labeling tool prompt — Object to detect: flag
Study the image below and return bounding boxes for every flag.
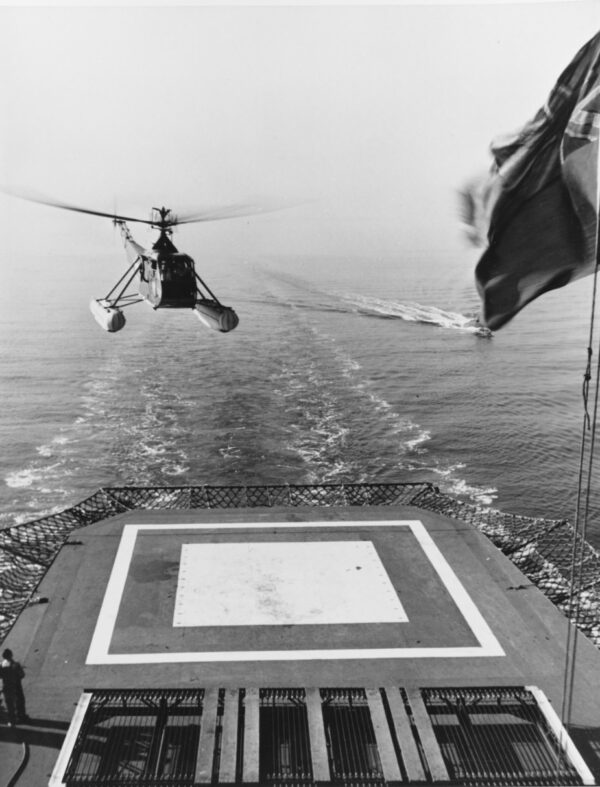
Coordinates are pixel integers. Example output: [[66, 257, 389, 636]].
[[463, 32, 600, 330]]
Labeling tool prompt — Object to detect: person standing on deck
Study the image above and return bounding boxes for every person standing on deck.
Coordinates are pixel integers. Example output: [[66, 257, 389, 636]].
[[1, 648, 26, 726]]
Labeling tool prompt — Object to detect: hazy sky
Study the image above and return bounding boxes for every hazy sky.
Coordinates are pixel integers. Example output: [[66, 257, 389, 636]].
[[2, 2, 600, 260]]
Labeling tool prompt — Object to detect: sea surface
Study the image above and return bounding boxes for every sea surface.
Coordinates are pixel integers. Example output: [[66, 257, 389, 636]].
[[2, 246, 600, 548]]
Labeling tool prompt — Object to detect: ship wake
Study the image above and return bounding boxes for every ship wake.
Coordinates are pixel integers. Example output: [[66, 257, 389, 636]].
[[343, 295, 492, 336]]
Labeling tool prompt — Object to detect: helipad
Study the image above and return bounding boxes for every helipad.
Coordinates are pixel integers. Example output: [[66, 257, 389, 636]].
[[86, 519, 503, 664], [2, 502, 600, 786]]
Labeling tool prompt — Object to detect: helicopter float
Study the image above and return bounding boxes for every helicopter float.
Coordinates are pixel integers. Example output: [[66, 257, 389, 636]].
[[9, 193, 268, 333]]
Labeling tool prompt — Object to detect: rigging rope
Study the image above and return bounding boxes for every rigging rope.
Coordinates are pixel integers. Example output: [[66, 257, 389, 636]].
[[559, 194, 600, 750]]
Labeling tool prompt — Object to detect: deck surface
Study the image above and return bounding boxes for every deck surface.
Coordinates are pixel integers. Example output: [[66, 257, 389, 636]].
[[1, 504, 600, 784]]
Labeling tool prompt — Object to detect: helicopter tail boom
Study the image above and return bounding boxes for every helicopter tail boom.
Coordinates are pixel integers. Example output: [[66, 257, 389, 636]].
[[116, 220, 148, 264]]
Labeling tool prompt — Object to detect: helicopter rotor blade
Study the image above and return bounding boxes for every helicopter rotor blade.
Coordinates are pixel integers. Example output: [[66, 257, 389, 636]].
[[2, 188, 154, 225], [172, 203, 283, 225], [3, 188, 300, 229]]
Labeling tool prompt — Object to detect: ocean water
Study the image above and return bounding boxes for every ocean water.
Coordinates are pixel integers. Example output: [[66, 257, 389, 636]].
[[1, 247, 599, 548]]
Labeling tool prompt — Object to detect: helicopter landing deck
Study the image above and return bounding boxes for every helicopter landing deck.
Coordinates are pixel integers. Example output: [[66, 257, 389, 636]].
[[4, 504, 600, 786], [14, 505, 597, 693], [85, 519, 504, 666]]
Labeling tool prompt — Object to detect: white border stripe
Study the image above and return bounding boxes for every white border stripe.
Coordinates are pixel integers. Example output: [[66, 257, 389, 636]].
[[526, 685, 596, 786], [413, 522, 503, 654], [86, 645, 502, 664], [49, 692, 92, 787], [87, 526, 138, 661], [86, 520, 505, 664]]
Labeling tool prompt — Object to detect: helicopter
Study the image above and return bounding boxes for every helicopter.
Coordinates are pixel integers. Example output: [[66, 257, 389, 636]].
[[8, 193, 269, 333]]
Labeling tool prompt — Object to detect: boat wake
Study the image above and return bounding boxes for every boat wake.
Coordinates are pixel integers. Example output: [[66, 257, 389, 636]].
[[1, 272, 494, 530], [342, 295, 492, 336], [261, 297, 497, 508]]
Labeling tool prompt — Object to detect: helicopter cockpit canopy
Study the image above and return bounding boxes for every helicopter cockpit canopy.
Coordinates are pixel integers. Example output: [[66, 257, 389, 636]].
[[159, 253, 197, 306], [161, 253, 194, 273]]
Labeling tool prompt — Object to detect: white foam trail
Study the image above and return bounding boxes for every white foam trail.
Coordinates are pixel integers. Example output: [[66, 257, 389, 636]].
[[405, 430, 431, 450], [432, 462, 466, 477], [431, 465, 498, 508], [219, 442, 242, 460], [450, 479, 498, 508], [343, 295, 492, 336], [36, 434, 71, 457], [6, 463, 62, 488], [322, 335, 498, 505], [12, 504, 65, 525], [163, 464, 189, 476], [5, 469, 37, 488], [138, 443, 168, 457]]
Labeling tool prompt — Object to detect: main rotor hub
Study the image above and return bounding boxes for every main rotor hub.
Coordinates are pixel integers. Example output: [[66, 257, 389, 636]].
[[151, 206, 175, 233]]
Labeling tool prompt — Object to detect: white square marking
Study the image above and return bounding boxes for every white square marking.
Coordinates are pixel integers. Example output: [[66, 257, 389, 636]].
[[173, 541, 407, 627]]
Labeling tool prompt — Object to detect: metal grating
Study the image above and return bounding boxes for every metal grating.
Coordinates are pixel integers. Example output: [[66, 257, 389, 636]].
[[212, 690, 225, 784], [63, 689, 204, 786], [236, 688, 246, 783], [421, 687, 582, 786], [260, 689, 313, 784], [321, 689, 384, 784], [57, 687, 588, 786]]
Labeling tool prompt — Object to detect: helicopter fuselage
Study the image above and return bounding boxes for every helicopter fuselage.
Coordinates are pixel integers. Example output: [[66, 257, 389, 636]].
[[90, 215, 239, 333], [120, 222, 197, 310], [138, 251, 197, 309]]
